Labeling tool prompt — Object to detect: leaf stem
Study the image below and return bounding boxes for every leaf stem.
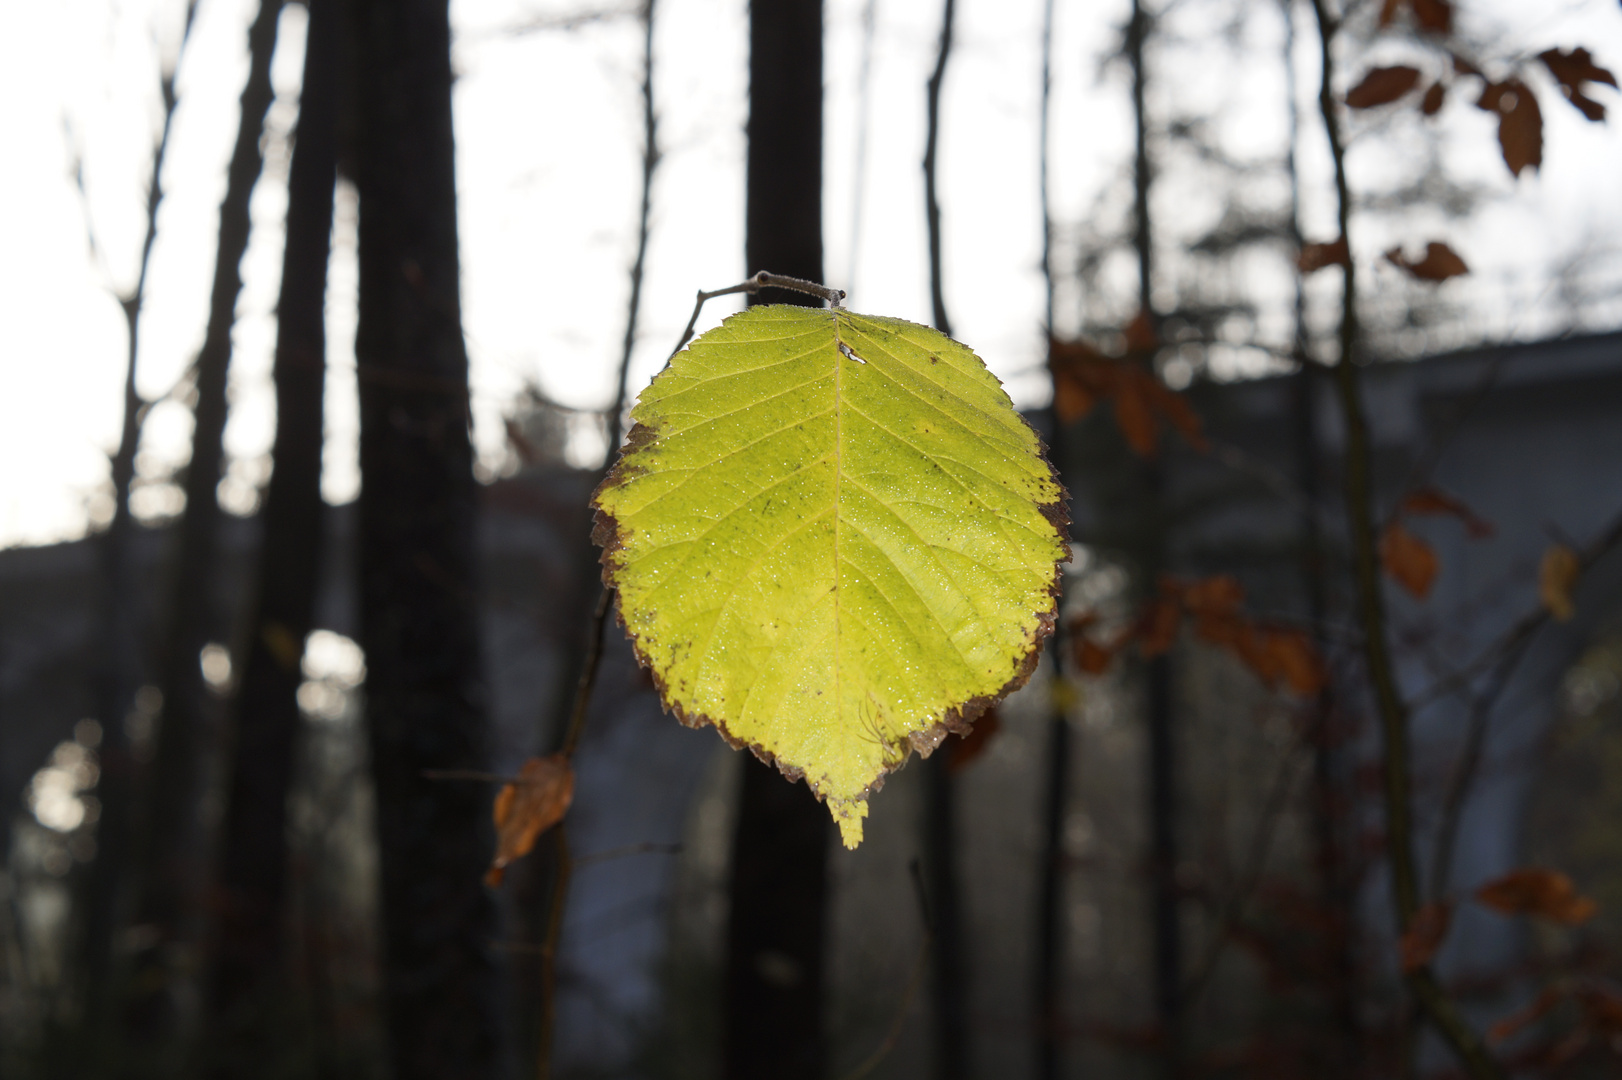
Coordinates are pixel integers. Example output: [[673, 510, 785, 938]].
[[670, 270, 847, 360]]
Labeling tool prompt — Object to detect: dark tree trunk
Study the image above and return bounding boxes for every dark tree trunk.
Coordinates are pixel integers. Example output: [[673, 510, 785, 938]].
[[77, 7, 199, 1056], [121, 1, 282, 1066], [200, 0, 342, 1071], [724, 3, 829, 1078], [920, 0, 970, 1075], [352, 0, 498, 1076], [1126, 1, 1184, 1070]]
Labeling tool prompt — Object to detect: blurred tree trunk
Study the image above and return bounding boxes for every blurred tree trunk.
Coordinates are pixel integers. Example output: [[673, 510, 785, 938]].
[[200, 0, 342, 1072], [1125, 0, 1185, 1071], [724, 3, 829, 1078], [920, 0, 969, 1076], [352, 0, 499, 1076], [121, 1, 283, 1068], [76, 4, 198, 1058]]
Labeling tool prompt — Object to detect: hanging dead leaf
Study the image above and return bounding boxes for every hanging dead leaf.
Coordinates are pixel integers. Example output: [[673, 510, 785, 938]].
[[1075, 636, 1116, 675], [1048, 337, 1115, 423], [948, 705, 1002, 773], [1540, 544, 1581, 622], [1346, 66, 1423, 108], [1113, 372, 1159, 457], [1400, 486, 1493, 536], [1138, 593, 1183, 659], [485, 754, 575, 887], [1401, 900, 1455, 972], [1265, 628, 1328, 697], [1539, 47, 1617, 122], [1378, 0, 1402, 27], [1385, 242, 1470, 282], [1233, 625, 1286, 688], [1488, 985, 1566, 1045], [1409, 0, 1452, 33], [1146, 377, 1209, 453], [1298, 237, 1350, 273], [1476, 867, 1598, 925], [1380, 521, 1439, 599], [1477, 79, 1543, 176], [1123, 310, 1159, 355], [1421, 81, 1447, 115]]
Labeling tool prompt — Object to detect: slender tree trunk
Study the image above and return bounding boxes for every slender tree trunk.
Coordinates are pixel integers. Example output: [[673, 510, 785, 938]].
[[77, 7, 199, 1058], [121, 2, 283, 1068], [200, 0, 342, 1071], [1125, 1, 1183, 1070], [920, 0, 970, 1076], [724, 4, 829, 1078], [352, 0, 498, 1076]]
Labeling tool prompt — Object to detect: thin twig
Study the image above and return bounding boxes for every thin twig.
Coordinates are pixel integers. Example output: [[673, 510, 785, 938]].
[[573, 842, 683, 868], [922, 0, 956, 338], [1410, 507, 1622, 714], [836, 934, 931, 1080], [669, 270, 847, 361], [1307, 1, 1505, 1075], [536, 7, 661, 1072], [1181, 726, 1305, 1004], [1427, 504, 1622, 897]]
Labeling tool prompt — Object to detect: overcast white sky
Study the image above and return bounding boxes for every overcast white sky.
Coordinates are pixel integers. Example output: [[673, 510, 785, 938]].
[[0, 0, 1617, 549]]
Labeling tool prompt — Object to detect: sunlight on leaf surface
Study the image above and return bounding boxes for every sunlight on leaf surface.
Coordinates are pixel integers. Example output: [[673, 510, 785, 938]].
[[593, 305, 1069, 847]]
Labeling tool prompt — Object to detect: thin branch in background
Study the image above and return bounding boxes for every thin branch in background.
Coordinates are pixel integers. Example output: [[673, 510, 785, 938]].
[[921, 3, 969, 1077], [1180, 726, 1305, 1004], [75, 0, 201, 1044], [1306, 2, 1505, 1075], [846, 0, 879, 299], [922, 0, 955, 338], [1039, 0, 1054, 334], [536, 9, 660, 1069], [1428, 503, 1622, 899]]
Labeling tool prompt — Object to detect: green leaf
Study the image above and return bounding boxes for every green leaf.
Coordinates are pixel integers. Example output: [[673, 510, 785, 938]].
[[592, 305, 1069, 847]]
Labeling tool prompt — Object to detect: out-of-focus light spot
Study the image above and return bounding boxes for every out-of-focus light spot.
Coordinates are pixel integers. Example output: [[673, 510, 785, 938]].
[[200, 642, 233, 690], [26, 741, 99, 833]]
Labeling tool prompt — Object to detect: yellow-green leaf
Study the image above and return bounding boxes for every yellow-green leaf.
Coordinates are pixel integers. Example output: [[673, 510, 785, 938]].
[[592, 305, 1069, 847]]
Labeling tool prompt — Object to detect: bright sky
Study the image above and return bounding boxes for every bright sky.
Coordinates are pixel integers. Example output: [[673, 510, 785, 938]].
[[0, 0, 1618, 549]]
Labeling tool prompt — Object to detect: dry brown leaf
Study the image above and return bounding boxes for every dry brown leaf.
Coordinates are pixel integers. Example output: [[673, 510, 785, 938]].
[[1476, 867, 1598, 926], [1113, 373, 1159, 457], [1488, 985, 1566, 1045], [1346, 66, 1423, 109], [1400, 485, 1493, 536], [1478, 79, 1543, 176], [1540, 47, 1617, 122], [1421, 81, 1447, 115], [1409, 0, 1452, 33], [1378, 0, 1403, 28], [1123, 309, 1159, 355], [1401, 900, 1455, 973], [1048, 337, 1114, 423], [1075, 637, 1115, 676], [1380, 521, 1439, 599], [948, 706, 1002, 773], [1540, 544, 1581, 622], [486, 754, 575, 888], [1385, 242, 1470, 282], [1265, 628, 1328, 697], [1183, 576, 1245, 617], [1297, 237, 1350, 273]]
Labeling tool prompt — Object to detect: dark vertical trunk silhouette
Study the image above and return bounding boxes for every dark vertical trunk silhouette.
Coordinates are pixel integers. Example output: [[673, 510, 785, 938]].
[[921, 0, 969, 1077], [1033, 3, 1068, 1077], [1126, 1, 1183, 1071], [352, 0, 498, 1076], [201, 0, 342, 1071], [1281, 2, 1361, 1068], [122, 1, 283, 1066], [77, 5, 199, 1056], [724, 3, 829, 1078]]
